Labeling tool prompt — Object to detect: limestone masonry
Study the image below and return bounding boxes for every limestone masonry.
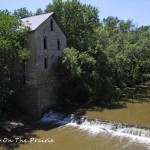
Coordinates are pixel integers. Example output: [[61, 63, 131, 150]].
[[16, 13, 66, 117]]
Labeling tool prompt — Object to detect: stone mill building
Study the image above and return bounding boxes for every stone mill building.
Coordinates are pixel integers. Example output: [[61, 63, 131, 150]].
[[16, 12, 66, 117]]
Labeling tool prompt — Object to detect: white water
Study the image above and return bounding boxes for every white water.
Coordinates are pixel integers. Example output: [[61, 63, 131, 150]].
[[41, 110, 150, 149]]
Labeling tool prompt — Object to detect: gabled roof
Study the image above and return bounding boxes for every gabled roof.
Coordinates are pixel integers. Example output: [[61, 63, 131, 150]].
[[21, 12, 53, 31], [21, 12, 67, 36]]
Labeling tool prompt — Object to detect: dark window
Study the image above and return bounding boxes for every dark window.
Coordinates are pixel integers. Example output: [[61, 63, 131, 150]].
[[22, 60, 26, 85], [23, 74, 26, 85], [57, 39, 60, 50], [50, 20, 53, 31], [23, 60, 26, 71], [43, 36, 47, 49], [44, 58, 48, 69], [58, 56, 61, 61]]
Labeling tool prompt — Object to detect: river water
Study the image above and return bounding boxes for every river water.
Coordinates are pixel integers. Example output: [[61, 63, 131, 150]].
[[0, 101, 150, 150], [10, 109, 150, 150]]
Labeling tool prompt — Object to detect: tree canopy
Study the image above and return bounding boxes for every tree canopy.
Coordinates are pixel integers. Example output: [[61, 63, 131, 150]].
[[46, 0, 150, 103], [0, 0, 150, 110], [35, 8, 43, 15], [13, 7, 33, 19], [45, 0, 100, 51], [0, 10, 30, 116]]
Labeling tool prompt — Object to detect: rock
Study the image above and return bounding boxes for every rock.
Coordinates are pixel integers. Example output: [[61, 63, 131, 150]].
[[0, 122, 24, 132]]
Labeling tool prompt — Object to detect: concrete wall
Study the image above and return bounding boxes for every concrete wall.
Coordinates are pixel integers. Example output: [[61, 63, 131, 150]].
[[16, 15, 66, 117]]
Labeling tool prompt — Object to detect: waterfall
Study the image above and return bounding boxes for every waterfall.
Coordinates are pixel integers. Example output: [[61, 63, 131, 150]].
[[41, 110, 150, 147]]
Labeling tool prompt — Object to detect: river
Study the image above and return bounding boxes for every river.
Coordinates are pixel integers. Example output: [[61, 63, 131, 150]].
[[0, 101, 150, 150]]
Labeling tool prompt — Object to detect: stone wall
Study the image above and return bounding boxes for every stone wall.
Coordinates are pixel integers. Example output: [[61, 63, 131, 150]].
[[16, 15, 66, 117], [16, 85, 39, 116], [34, 16, 66, 115]]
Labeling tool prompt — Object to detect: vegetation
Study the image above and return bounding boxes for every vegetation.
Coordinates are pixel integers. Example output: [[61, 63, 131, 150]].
[[35, 8, 43, 15], [0, 10, 30, 118], [13, 7, 33, 19], [45, 0, 100, 51], [0, 0, 150, 118], [45, 0, 150, 104]]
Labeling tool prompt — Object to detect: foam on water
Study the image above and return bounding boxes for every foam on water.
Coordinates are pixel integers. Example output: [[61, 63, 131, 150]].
[[41, 110, 150, 149]]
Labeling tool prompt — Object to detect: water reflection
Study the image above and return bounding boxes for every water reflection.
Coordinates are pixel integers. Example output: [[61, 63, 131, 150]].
[[0, 100, 150, 150]]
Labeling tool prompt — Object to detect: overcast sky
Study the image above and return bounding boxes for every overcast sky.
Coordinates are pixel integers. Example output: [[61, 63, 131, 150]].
[[1, 0, 150, 26]]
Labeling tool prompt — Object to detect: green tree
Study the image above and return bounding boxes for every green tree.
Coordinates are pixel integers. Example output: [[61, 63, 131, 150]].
[[45, 0, 64, 20], [35, 8, 43, 15], [49, 2, 150, 104], [0, 10, 30, 116], [13, 7, 32, 19], [59, 48, 96, 103], [102, 17, 150, 87], [45, 0, 100, 51], [57, 44, 115, 103]]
